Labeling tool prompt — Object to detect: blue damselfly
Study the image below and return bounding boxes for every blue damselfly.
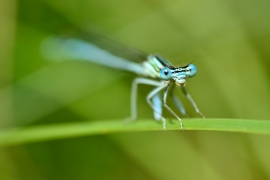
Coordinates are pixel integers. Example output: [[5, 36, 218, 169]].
[[41, 29, 204, 130]]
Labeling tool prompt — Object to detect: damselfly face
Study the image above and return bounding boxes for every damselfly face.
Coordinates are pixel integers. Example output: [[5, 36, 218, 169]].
[[160, 63, 197, 85]]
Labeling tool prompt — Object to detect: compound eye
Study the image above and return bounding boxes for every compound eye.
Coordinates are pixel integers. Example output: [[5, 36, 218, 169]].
[[187, 64, 197, 77], [160, 67, 172, 80]]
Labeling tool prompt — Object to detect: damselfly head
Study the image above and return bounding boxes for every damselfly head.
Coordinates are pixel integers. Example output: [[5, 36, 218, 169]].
[[159, 63, 197, 85]]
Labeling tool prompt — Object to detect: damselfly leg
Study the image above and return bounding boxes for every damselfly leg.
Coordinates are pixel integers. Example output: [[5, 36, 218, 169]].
[[146, 83, 168, 129], [128, 77, 168, 129], [129, 77, 188, 130], [163, 83, 184, 130], [181, 86, 205, 118], [169, 84, 189, 118]]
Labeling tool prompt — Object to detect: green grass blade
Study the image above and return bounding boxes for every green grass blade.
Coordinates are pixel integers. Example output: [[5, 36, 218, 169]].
[[0, 118, 270, 147]]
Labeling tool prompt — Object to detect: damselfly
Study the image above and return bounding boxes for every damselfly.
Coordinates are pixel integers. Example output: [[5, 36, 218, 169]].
[[41, 29, 204, 130]]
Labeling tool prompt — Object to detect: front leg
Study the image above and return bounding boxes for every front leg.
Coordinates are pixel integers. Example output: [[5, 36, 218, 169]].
[[146, 84, 168, 129], [129, 78, 165, 120], [181, 86, 205, 118], [169, 84, 189, 118], [163, 83, 184, 130]]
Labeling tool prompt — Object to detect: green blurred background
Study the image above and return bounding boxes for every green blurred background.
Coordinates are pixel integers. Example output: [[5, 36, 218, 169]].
[[1, 0, 270, 179]]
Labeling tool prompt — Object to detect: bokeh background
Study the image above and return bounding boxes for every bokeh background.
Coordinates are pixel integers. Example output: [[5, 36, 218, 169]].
[[1, 0, 270, 179]]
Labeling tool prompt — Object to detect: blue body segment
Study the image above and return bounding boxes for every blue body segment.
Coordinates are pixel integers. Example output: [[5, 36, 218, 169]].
[[152, 93, 162, 120], [41, 37, 147, 76]]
